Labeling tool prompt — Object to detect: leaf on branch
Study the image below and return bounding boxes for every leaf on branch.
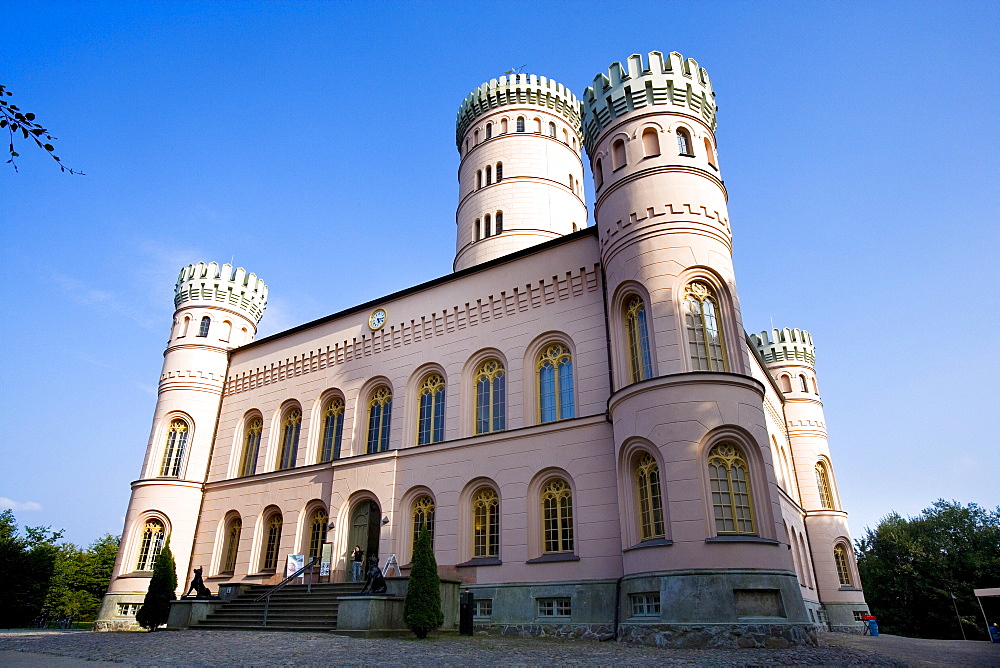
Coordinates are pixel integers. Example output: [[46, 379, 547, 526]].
[[44, 144, 54, 151], [25, 113, 35, 121], [31, 128, 44, 136], [0, 120, 6, 127]]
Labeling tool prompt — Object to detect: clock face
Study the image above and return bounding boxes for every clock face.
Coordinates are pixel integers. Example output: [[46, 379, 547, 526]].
[[369, 308, 387, 331]]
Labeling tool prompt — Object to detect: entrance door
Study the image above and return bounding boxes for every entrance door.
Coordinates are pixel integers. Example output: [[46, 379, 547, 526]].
[[346, 499, 381, 576]]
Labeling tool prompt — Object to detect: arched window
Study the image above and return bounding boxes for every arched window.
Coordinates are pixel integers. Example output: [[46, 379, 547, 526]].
[[677, 128, 693, 156], [221, 517, 241, 573], [642, 127, 660, 156], [501, 118, 508, 134], [548, 122, 556, 137], [221, 320, 232, 343], [474, 129, 479, 145], [412, 495, 435, 552], [485, 122, 492, 139], [635, 453, 665, 540], [495, 211, 503, 235], [135, 519, 165, 571], [476, 170, 482, 189], [704, 137, 716, 167], [277, 408, 301, 470], [475, 359, 505, 434], [473, 488, 499, 558], [239, 417, 262, 476], [197, 316, 211, 337], [465, 138, 469, 153], [799, 375, 809, 392], [563, 128, 569, 143], [595, 158, 604, 188], [815, 461, 835, 509], [612, 138, 626, 170], [834, 544, 853, 586], [320, 398, 344, 462], [366, 386, 392, 453], [485, 165, 492, 185], [568, 174, 573, 191], [416, 374, 446, 446], [516, 117, 525, 133], [262, 513, 282, 570], [534, 118, 542, 133], [308, 508, 328, 562], [779, 374, 792, 393], [160, 419, 188, 477], [812, 377, 820, 394], [537, 343, 574, 423], [496, 162, 503, 181], [625, 296, 653, 382], [708, 443, 756, 535], [683, 281, 728, 371], [483, 213, 491, 238], [474, 219, 481, 242], [541, 478, 574, 553], [180, 315, 191, 337]]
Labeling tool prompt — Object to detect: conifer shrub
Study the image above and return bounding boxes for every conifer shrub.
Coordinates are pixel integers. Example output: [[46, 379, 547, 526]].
[[136, 537, 176, 631], [403, 527, 443, 639]]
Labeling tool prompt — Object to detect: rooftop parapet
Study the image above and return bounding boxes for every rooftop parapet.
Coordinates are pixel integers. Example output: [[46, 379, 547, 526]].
[[455, 73, 582, 148], [751, 328, 816, 366], [581, 51, 716, 153], [174, 261, 268, 323]]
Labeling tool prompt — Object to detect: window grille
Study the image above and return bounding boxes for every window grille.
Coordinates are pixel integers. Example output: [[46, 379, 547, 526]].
[[537, 598, 571, 617], [277, 408, 301, 470], [708, 443, 755, 534], [475, 359, 506, 434], [635, 453, 665, 540], [684, 282, 727, 371], [473, 488, 499, 557], [412, 495, 435, 551], [366, 387, 392, 453], [160, 420, 188, 477], [416, 374, 446, 445], [541, 479, 574, 553], [625, 296, 653, 382], [321, 398, 344, 462], [538, 344, 574, 423], [239, 417, 262, 476], [629, 592, 661, 617]]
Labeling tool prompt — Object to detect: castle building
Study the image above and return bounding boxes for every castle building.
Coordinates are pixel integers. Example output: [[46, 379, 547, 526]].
[[96, 51, 869, 644]]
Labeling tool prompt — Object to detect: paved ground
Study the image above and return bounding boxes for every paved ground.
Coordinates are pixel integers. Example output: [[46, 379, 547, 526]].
[[0, 629, 994, 666]]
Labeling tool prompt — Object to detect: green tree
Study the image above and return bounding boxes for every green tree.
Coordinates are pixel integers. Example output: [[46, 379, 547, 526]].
[[856, 499, 1000, 640], [135, 536, 176, 631], [1, 84, 82, 174], [403, 527, 443, 639], [40, 534, 120, 622], [0, 509, 63, 627]]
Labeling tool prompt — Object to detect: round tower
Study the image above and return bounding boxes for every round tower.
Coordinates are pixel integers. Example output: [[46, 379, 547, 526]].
[[586, 52, 808, 641], [453, 73, 587, 271], [751, 328, 869, 630], [96, 262, 267, 629]]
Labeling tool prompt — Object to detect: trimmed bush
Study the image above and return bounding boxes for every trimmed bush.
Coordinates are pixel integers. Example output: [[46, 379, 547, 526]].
[[403, 527, 443, 639], [136, 537, 176, 631]]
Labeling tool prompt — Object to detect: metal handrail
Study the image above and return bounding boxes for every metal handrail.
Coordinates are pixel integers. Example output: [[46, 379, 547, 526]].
[[255, 557, 320, 626]]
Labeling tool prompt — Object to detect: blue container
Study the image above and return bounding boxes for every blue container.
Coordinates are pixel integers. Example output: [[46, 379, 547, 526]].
[[867, 620, 879, 636], [989, 625, 1000, 643]]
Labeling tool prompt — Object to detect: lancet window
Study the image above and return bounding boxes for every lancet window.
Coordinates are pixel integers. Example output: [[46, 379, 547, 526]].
[[538, 344, 574, 423], [308, 508, 328, 562], [412, 495, 435, 551], [473, 488, 499, 558], [625, 296, 653, 382], [416, 374, 446, 446], [708, 443, 756, 535], [221, 517, 241, 573], [834, 544, 853, 586], [541, 478, 574, 553], [475, 359, 506, 435], [277, 408, 301, 470], [683, 281, 727, 371], [135, 519, 165, 571], [159, 419, 188, 478], [635, 453, 665, 540], [366, 386, 392, 453], [239, 417, 262, 476], [816, 461, 835, 509], [262, 513, 282, 570], [320, 398, 344, 462]]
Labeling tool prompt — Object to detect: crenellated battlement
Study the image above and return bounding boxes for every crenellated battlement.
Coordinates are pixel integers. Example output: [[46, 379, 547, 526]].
[[751, 328, 816, 366], [174, 261, 268, 323], [581, 51, 716, 152], [455, 73, 582, 148]]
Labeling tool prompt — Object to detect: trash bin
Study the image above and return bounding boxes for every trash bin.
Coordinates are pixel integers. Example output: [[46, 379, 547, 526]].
[[867, 619, 879, 636], [989, 624, 1000, 643], [459, 590, 474, 636]]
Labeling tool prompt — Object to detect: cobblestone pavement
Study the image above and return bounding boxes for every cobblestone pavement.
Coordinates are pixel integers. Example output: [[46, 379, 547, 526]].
[[0, 629, 911, 667], [822, 631, 999, 667]]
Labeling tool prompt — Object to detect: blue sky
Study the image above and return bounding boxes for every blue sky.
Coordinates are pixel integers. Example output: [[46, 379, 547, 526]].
[[3, 1, 998, 545]]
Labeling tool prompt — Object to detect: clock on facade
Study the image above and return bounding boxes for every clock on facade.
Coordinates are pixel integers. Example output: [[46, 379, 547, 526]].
[[368, 308, 387, 331]]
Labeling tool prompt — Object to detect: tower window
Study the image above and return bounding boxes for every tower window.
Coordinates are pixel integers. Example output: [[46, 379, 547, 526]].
[[320, 398, 344, 462], [277, 408, 301, 470], [677, 128, 693, 156], [496, 162, 503, 182], [595, 158, 604, 189], [476, 170, 482, 190], [501, 118, 508, 134], [683, 281, 727, 371], [535, 118, 542, 133], [485, 165, 492, 186], [495, 211, 503, 235], [799, 374, 809, 392], [160, 419, 188, 477], [474, 219, 481, 242], [366, 386, 392, 453], [475, 359, 505, 435], [516, 117, 525, 133], [486, 122, 492, 139], [473, 487, 499, 558], [538, 343, 574, 423], [197, 316, 211, 337], [416, 373, 446, 446], [834, 544, 853, 586], [474, 129, 479, 145], [642, 127, 660, 157], [625, 296, 653, 382], [708, 442, 756, 535], [816, 461, 835, 509], [484, 214, 491, 238], [563, 128, 569, 143], [612, 139, 626, 170], [135, 519, 165, 571], [705, 137, 717, 167], [548, 122, 556, 137]]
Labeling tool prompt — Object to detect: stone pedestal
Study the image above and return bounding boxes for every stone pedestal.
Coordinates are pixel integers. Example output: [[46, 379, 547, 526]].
[[167, 599, 222, 629], [334, 596, 406, 637]]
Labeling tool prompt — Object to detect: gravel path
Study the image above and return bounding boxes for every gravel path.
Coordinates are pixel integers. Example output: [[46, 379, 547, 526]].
[[0, 629, 909, 667]]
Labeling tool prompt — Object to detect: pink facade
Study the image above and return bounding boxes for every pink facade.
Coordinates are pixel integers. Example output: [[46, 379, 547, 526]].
[[97, 51, 868, 642]]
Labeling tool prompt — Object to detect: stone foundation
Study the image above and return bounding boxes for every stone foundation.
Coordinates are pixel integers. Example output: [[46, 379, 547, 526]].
[[476, 623, 614, 641], [92, 618, 142, 632], [618, 622, 817, 648]]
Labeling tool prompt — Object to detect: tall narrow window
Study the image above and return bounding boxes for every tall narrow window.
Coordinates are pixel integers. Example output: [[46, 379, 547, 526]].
[[501, 118, 508, 134], [625, 296, 653, 382], [475, 359, 505, 434], [779, 374, 792, 393], [541, 479, 574, 553], [221, 321, 232, 342], [635, 454, 665, 540], [485, 165, 492, 185], [834, 544, 853, 586], [474, 219, 481, 242], [412, 495, 435, 552], [677, 128, 693, 156], [538, 344, 574, 423], [815, 461, 835, 509], [708, 443, 756, 535], [642, 127, 661, 157], [484, 213, 491, 238], [612, 139, 626, 170], [473, 488, 499, 558], [416, 374, 446, 445], [262, 513, 282, 570], [684, 281, 728, 371], [705, 137, 716, 167], [197, 316, 211, 337], [474, 129, 479, 145], [160, 419, 188, 477], [799, 375, 809, 392], [135, 519, 165, 571], [563, 128, 569, 143], [485, 122, 492, 139], [548, 122, 556, 137], [495, 211, 503, 235], [496, 162, 503, 181], [476, 170, 482, 189], [320, 398, 344, 462], [221, 518, 241, 573], [277, 408, 301, 470], [595, 158, 604, 188], [239, 417, 262, 477], [366, 387, 392, 453], [516, 117, 525, 132], [308, 508, 328, 562], [535, 118, 542, 133]]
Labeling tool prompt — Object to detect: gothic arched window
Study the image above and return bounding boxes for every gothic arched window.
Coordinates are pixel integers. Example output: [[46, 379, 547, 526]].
[[197, 316, 211, 337], [262, 513, 282, 570], [412, 495, 435, 552], [277, 408, 301, 470], [135, 519, 165, 571], [834, 544, 853, 586], [366, 386, 392, 453], [239, 417, 262, 477], [308, 508, 328, 562], [475, 359, 505, 435], [625, 296, 653, 382], [516, 117, 525, 133], [815, 461, 835, 509], [320, 398, 344, 462], [683, 281, 728, 371], [541, 478, 574, 553], [221, 517, 241, 573], [538, 344, 574, 423], [160, 419, 188, 477], [708, 443, 755, 535], [473, 488, 499, 558], [416, 374, 446, 446], [635, 453, 665, 540]]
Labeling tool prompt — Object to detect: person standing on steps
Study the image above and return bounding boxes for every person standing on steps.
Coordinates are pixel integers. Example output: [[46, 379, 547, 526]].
[[352, 545, 364, 582]]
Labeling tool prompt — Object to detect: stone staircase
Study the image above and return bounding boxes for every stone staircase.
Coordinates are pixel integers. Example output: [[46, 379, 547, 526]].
[[192, 582, 364, 631]]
